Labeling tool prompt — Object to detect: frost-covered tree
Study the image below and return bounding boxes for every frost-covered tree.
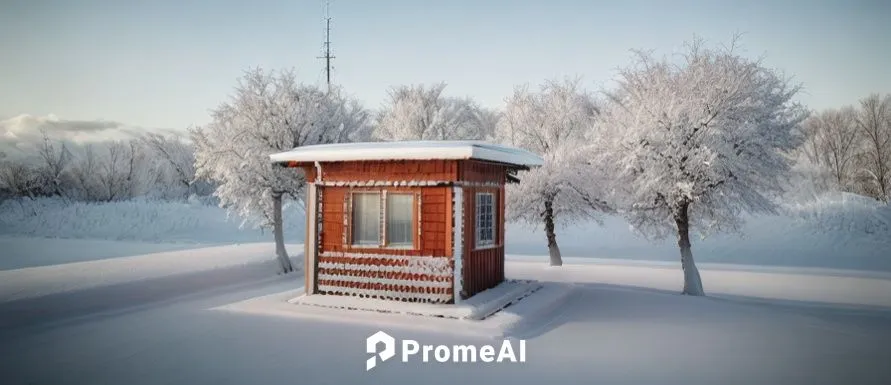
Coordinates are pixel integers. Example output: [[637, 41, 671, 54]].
[[477, 108, 501, 141], [373, 83, 488, 141], [139, 132, 216, 198], [0, 159, 41, 198], [800, 107, 860, 191], [597, 38, 808, 295], [496, 78, 610, 266], [192, 68, 370, 273], [854, 94, 891, 201], [94, 140, 147, 202], [35, 129, 73, 198]]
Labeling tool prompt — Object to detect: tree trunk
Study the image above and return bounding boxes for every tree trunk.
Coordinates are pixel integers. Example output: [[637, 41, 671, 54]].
[[674, 200, 704, 296], [272, 192, 294, 274], [543, 196, 562, 267]]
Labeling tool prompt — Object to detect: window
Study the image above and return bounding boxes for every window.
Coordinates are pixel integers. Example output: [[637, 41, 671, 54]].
[[352, 193, 381, 245], [476, 192, 495, 248], [386, 194, 413, 246], [350, 191, 415, 247]]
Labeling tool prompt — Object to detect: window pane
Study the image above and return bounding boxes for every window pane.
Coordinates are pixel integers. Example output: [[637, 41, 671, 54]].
[[476, 193, 495, 246], [387, 194, 413, 245], [352, 193, 380, 245]]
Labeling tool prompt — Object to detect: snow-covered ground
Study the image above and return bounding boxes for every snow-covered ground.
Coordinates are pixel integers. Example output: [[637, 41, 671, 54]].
[[0, 236, 212, 270], [0, 242, 303, 303], [1, 259, 890, 385], [0, 242, 303, 331]]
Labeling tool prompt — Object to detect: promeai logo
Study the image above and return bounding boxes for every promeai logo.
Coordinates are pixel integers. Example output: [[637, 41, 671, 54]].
[[365, 331, 526, 371], [366, 331, 397, 371]]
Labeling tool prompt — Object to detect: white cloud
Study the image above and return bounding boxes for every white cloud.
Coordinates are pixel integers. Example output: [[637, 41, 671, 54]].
[[0, 114, 179, 158]]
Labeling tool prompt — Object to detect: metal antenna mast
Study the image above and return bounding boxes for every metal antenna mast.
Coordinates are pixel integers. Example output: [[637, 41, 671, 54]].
[[318, 1, 335, 94]]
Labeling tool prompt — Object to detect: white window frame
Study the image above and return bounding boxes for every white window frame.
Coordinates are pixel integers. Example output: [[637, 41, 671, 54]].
[[475, 192, 496, 249], [350, 190, 415, 249]]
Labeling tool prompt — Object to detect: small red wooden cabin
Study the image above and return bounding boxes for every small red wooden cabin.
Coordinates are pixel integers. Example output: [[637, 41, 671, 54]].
[[270, 141, 542, 304]]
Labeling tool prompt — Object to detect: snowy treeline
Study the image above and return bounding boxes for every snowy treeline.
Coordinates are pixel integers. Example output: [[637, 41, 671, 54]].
[[0, 130, 211, 202], [797, 94, 891, 202]]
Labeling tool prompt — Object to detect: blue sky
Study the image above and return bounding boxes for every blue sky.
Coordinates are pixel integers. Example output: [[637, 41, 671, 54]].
[[1, 0, 889, 132]]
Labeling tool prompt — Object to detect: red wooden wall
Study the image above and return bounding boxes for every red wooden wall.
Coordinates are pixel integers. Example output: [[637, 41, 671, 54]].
[[294, 159, 509, 303], [457, 161, 507, 299]]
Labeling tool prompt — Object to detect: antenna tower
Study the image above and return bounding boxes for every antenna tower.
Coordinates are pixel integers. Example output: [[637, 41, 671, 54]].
[[318, 1, 335, 94]]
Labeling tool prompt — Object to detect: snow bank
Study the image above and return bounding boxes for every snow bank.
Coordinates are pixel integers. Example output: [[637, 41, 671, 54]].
[[0, 197, 306, 244], [0, 242, 304, 303], [0, 237, 213, 270], [507, 192, 891, 272]]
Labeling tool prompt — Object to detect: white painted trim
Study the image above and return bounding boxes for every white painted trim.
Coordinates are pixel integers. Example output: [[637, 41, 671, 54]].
[[305, 183, 319, 295], [452, 186, 464, 303], [416, 192, 422, 248], [380, 190, 387, 247]]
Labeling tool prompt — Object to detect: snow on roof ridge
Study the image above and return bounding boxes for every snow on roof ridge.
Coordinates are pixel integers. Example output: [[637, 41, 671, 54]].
[[269, 140, 544, 168]]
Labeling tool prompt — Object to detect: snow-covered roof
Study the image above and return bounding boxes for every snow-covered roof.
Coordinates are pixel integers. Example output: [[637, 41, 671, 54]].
[[269, 141, 543, 168]]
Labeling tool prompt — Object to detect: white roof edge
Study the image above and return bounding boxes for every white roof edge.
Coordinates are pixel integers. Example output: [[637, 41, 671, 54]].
[[268, 141, 543, 168]]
